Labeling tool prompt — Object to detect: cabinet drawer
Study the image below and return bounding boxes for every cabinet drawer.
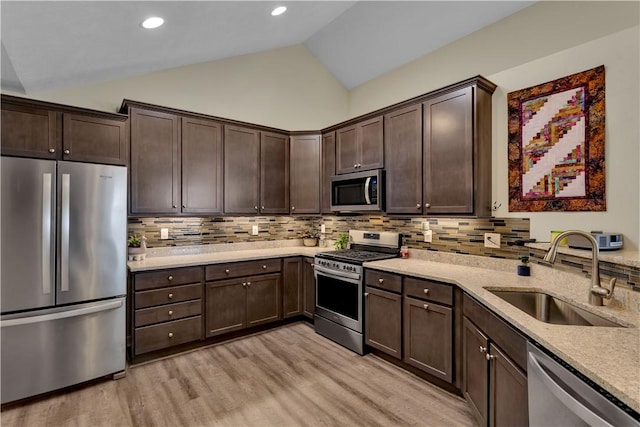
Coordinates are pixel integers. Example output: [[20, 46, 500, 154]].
[[404, 277, 453, 305], [135, 283, 202, 309], [135, 300, 202, 327], [206, 259, 281, 281], [135, 316, 202, 355], [365, 270, 402, 293], [134, 267, 203, 291]]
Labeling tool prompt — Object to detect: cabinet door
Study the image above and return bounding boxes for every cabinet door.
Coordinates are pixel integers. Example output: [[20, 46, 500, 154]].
[[63, 114, 127, 165], [224, 125, 259, 214], [302, 257, 315, 319], [463, 317, 489, 427], [181, 117, 223, 214], [384, 105, 422, 214], [365, 286, 401, 359], [130, 108, 180, 214], [205, 279, 246, 337], [290, 134, 320, 214], [489, 344, 528, 427], [358, 116, 384, 171], [320, 132, 336, 213], [404, 297, 453, 382], [260, 132, 289, 214], [246, 274, 281, 327], [336, 125, 358, 174], [423, 87, 473, 214], [1, 103, 59, 158], [282, 257, 302, 318]]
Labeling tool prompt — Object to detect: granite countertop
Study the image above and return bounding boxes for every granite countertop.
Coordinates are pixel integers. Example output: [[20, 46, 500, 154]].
[[364, 252, 640, 414], [527, 242, 640, 268], [127, 241, 639, 413]]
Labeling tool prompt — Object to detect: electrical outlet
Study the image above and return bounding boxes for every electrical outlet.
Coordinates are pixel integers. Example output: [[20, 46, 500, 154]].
[[484, 233, 501, 248], [424, 229, 433, 243], [320, 224, 326, 233], [160, 228, 169, 239], [251, 225, 259, 236], [421, 221, 430, 231]]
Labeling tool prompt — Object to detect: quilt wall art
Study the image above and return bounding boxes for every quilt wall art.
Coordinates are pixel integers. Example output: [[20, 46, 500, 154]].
[[507, 65, 606, 212]]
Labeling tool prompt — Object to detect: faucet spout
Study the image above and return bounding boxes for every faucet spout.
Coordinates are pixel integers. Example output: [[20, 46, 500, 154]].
[[542, 230, 615, 306]]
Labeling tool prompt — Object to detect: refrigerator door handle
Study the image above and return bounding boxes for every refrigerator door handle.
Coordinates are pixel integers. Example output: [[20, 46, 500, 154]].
[[61, 173, 70, 292], [42, 173, 53, 295], [0, 299, 123, 328]]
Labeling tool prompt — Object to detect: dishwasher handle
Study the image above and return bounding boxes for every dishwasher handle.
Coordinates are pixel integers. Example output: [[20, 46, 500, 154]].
[[528, 350, 612, 427]]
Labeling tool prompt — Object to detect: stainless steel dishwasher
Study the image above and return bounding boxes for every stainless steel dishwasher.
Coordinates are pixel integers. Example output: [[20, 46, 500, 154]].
[[527, 343, 639, 426]]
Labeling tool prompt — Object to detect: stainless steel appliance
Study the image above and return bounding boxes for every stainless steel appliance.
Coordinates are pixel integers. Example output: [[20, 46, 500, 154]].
[[330, 169, 384, 212], [567, 231, 624, 251], [314, 230, 401, 354], [527, 342, 640, 426], [1, 157, 127, 404]]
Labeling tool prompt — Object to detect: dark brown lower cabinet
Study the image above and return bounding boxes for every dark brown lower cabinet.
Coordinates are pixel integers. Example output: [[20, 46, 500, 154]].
[[302, 257, 315, 319], [282, 257, 303, 318], [403, 297, 453, 381], [365, 286, 402, 359], [206, 273, 281, 337], [463, 316, 528, 427]]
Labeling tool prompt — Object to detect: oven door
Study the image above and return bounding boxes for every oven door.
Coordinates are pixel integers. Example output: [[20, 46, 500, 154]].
[[314, 264, 362, 333]]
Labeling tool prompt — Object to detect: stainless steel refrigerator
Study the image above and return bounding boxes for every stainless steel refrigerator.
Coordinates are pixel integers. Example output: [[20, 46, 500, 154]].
[[1, 156, 127, 404]]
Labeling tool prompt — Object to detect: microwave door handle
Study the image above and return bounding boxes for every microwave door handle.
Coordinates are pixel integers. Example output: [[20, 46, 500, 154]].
[[364, 177, 371, 205]]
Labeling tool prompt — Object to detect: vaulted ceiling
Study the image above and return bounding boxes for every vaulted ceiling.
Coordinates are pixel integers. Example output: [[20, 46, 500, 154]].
[[1, 1, 534, 94]]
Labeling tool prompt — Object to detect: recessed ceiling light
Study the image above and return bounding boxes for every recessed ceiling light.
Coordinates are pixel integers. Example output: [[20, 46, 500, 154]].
[[271, 6, 287, 16], [141, 17, 164, 29]]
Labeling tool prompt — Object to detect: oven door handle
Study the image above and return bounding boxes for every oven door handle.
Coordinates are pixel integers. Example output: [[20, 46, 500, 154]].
[[314, 265, 361, 284]]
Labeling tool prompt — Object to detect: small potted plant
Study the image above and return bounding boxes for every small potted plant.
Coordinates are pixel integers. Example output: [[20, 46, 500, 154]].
[[517, 256, 530, 276], [300, 228, 320, 247], [127, 234, 147, 261], [334, 232, 349, 250]]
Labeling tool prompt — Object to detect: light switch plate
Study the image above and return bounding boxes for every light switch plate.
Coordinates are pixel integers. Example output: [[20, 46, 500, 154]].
[[421, 221, 430, 231], [251, 225, 259, 235], [160, 228, 169, 239], [484, 233, 501, 248]]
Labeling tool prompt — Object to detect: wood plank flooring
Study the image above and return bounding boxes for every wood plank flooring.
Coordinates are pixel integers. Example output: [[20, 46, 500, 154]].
[[1, 322, 474, 427]]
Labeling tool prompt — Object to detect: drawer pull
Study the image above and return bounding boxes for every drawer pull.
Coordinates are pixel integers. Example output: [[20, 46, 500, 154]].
[[242, 282, 247, 287], [423, 304, 429, 310], [168, 332, 174, 338], [168, 275, 173, 281], [479, 346, 487, 353], [168, 310, 173, 316], [247, 282, 251, 287], [364, 292, 369, 297], [378, 278, 384, 284], [423, 288, 429, 295], [262, 265, 267, 269], [486, 353, 496, 361], [168, 293, 173, 299], [225, 269, 230, 274]]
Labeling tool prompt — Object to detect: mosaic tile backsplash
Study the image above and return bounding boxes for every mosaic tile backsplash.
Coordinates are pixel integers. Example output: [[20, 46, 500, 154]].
[[128, 215, 530, 259]]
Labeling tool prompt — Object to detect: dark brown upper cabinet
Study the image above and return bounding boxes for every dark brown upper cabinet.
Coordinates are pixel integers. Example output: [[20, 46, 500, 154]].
[[130, 108, 180, 215], [335, 115, 383, 174], [290, 134, 320, 214], [260, 132, 290, 214], [321, 132, 336, 213], [423, 81, 494, 216], [1, 95, 127, 165], [181, 117, 223, 214], [384, 104, 423, 214], [224, 125, 260, 214]]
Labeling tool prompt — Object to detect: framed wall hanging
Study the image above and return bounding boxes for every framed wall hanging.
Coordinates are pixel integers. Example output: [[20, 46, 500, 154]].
[[507, 65, 606, 212]]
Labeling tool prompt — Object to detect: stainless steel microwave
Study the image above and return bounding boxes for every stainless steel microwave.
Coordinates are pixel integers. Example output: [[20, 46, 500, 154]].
[[330, 169, 384, 212]]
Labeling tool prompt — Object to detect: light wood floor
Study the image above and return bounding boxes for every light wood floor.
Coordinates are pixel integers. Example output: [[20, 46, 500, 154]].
[[1, 322, 474, 427]]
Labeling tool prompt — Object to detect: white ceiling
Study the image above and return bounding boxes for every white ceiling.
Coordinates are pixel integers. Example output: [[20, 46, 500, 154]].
[[1, 1, 534, 94]]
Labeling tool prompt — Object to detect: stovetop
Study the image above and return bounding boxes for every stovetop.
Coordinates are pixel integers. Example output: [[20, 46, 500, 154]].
[[316, 249, 398, 264]]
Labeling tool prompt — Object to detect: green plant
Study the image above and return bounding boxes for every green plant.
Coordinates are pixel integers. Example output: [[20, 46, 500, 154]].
[[519, 256, 530, 265], [300, 227, 320, 239], [127, 235, 142, 248], [334, 233, 349, 250]]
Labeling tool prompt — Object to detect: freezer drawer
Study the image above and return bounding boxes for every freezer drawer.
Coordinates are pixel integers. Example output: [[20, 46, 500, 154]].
[[1, 298, 126, 404]]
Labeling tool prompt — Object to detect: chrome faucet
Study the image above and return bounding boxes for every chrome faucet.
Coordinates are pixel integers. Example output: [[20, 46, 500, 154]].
[[542, 230, 616, 306]]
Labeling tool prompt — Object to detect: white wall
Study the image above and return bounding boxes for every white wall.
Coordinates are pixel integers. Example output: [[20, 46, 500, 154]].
[[7, 45, 349, 131]]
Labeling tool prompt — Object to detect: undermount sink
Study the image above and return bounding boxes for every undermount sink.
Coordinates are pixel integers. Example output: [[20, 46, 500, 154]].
[[488, 290, 625, 327]]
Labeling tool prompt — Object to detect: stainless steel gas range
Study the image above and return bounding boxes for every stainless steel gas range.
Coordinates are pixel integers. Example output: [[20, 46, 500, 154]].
[[314, 230, 401, 354]]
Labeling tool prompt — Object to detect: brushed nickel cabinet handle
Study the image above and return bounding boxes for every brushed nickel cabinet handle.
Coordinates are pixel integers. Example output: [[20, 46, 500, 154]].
[[225, 269, 230, 274], [423, 288, 429, 294], [364, 293, 369, 297], [262, 265, 267, 269], [168, 293, 173, 299], [486, 353, 496, 361], [378, 278, 384, 284], [261, 206, 265, 210], [353, 164, 358, 169], [242, 282, 247, 287], [182, 205, 186, 208], [423, 304, 429, 310], [479, 346, 487, 353], [247, 282, 251, 286], [425, 203, 431, 208], [168, 310, 173, 316], [48, 148, 56, 153], [63, 149, 70, 155], [168, 332, 174, 338], [416, 204, 421, 208], [254, 206, 258, 210], [291, 206, 295, 210], [168, 275, 173, 281], [172, 205, 177, 208]]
